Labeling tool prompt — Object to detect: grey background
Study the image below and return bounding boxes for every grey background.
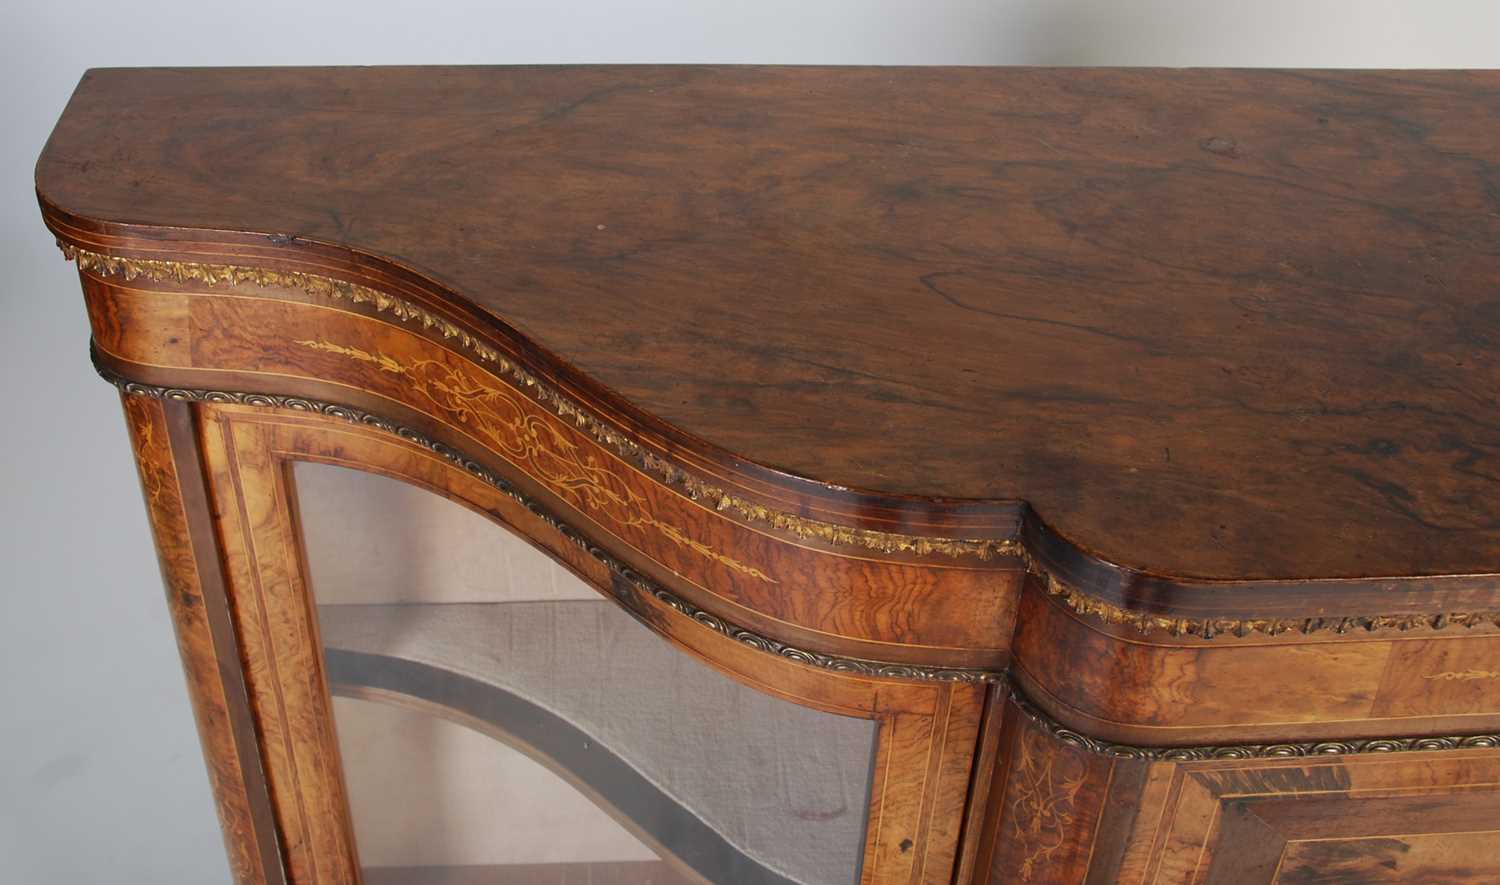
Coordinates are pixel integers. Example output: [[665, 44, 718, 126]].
[[2, 1, 1496, 881]]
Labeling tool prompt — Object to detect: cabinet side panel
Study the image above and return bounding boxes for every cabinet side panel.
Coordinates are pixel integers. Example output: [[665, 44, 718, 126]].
[[121, 394, 285, 884]]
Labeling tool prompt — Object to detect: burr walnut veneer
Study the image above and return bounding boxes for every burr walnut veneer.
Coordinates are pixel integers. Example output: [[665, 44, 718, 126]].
[[36, 66, 1500, 883]]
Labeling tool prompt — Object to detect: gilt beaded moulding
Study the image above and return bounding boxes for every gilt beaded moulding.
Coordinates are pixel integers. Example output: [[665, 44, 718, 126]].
[[61, 246, 1500, 642], [62, 243, 1029, 563]]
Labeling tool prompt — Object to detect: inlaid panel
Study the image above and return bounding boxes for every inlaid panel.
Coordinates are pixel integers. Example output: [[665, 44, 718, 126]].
[[977, 693, 1500, 884]]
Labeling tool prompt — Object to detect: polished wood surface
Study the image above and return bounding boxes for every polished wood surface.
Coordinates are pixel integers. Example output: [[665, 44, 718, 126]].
[[38, 66, 1500, 884], [38, 65, 1500, 583]]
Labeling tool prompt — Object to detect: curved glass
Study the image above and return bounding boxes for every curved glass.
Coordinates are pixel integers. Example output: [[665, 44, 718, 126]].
[[296, 462, 876, 885]]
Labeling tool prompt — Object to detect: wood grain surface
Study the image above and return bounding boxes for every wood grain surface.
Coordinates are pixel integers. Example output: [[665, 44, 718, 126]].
[[37, 65, 1500, 582], [120, 396, 285, 885]]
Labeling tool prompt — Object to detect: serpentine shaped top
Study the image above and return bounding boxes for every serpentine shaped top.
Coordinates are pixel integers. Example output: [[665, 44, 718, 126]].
[[36, 65, 1500, 582]]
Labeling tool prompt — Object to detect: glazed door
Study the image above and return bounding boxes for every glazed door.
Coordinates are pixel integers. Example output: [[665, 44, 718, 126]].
[[122, 395, 989, 885], [296, 461, 878, 885]]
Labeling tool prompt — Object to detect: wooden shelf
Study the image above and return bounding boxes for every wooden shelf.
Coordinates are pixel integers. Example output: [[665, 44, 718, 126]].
[[319, 601, 875, 885], [363, 861, 693, 884]]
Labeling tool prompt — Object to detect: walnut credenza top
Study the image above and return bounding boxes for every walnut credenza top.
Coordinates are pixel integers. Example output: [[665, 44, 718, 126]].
[[37, 66, 1500, 884]]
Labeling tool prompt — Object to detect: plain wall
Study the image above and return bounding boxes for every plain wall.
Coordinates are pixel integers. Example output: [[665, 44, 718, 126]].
[[3, 2, 1497, 881]]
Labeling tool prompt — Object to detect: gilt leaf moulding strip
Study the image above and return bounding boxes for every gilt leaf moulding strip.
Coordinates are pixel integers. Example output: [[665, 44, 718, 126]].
[[63, 243, 1500, 641], [1004, 686, 1500, 761], [60, 243, 1023, 562]]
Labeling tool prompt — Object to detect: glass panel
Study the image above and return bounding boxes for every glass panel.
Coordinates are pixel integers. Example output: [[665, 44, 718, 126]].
[[297, 462, 877, 885], [333, 698, 674, 884]]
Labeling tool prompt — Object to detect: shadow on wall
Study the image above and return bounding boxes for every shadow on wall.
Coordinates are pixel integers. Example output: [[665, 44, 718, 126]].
[[979, 1, 1473, 68]]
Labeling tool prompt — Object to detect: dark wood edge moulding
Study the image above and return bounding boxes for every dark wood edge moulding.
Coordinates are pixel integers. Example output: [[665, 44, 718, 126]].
[[96, 357, 1500, 761], [50, 225, 1500, 644]]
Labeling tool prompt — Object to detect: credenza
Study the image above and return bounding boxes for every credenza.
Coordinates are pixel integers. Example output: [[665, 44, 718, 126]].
[[36, 65, 1500, 884]]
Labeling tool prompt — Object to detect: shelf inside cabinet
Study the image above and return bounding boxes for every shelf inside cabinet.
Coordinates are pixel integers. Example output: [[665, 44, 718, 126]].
[[319, 601, 876, 885]]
